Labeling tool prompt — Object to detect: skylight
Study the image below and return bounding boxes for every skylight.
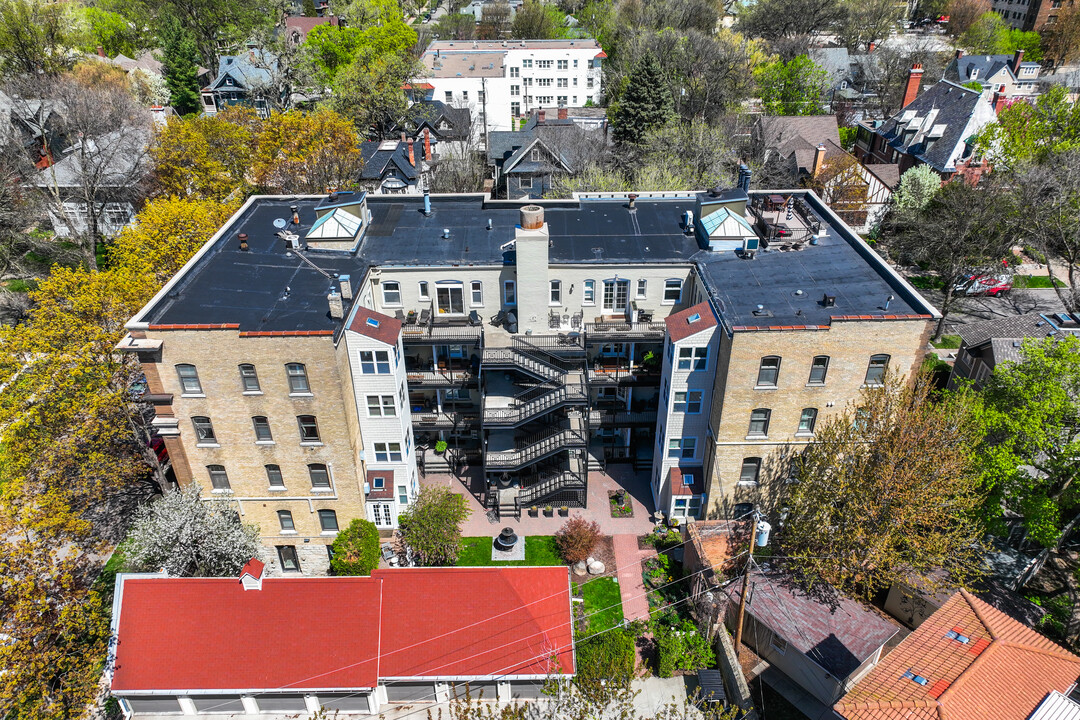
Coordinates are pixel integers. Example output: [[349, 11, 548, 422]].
[[945, 630, 970, 644], [902, 670, 929, 686], [367, 317, 380, 328], [688, 313, 701, 324]]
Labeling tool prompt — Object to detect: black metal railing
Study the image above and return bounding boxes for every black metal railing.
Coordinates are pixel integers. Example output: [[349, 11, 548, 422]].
[[584, 321, 666, 339]]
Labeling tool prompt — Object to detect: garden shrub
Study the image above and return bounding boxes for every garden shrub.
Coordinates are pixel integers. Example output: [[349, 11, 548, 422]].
[[399, 486, 470, 565], [555, 517, 601, 564], [652, 616, 715, 678], [329, 519, 381, 575], [575, 628, 636, 693]]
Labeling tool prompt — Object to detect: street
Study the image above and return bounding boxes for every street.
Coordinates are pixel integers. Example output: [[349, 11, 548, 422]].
[[917, 288, 1068, 335]]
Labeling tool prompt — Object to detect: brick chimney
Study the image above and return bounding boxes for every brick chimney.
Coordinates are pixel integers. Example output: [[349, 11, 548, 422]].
[[1012, 49, 1024, 76], [993, 85, 1007, 114], [903, 64, 924, 108], [400, 131, 406, 143], [537, 109, 546, 124], [868, 41, 876, 53], [955, 49, 964, 61], [813, 143, 827, 177], [558, 107, 568, 120], [423, 127, 432, 161], [407, 138, 415, 167], [97, 45, 105, 58]]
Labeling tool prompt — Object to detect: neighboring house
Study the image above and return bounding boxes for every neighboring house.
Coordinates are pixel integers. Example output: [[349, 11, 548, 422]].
[[108, 563, 575, 716], [390, 99, 474, 163], [487, 108, 604, 198], [943, 49, 1043, 101], [201, 47, 285, 118], [34, 129, 149, 238], [284, 14, 340, 46], [991, 0, 1072, 31], [359, 139, 422, 194], [835, 590, 1080, 720], [117, 185, 938, 574], [947, 311, 1080, 389], [0, 90, 65, 165], [853, 67, 999, 183], [463, 0, 525, 21], [415, 39, 605, 136], [756, 116, 895, 232]]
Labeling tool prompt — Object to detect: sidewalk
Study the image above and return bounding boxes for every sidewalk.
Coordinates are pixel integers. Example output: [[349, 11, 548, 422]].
[[612, 534, 656, 623]]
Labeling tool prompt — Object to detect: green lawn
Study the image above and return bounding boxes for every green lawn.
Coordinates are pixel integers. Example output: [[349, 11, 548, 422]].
[[456, 535, 563, 566], [1013, 275, 1065, 289], [574, 577, 624, 633], [931, 334, 962, 349]]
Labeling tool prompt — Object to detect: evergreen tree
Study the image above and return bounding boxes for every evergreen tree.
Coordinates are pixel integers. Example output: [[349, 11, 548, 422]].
[[160, 17, 202, 117], [611, 53, 673, 147], [303, 0, 318, 16]]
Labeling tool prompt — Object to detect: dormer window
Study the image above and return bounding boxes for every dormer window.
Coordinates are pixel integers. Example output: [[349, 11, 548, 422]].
[[530, 148, 542, 162]]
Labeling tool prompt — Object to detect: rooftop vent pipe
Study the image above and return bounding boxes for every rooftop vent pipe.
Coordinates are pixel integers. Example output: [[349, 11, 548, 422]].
[[520, 205, 544, 230], [442, 228, 451, 239], [238, 233, 248, 251], [423, 190, 432, 217], [628, 193, 638, 210]]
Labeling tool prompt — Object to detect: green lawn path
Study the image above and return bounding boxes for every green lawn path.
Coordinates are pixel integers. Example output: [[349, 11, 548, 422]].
[[456, 535, 562, 566]]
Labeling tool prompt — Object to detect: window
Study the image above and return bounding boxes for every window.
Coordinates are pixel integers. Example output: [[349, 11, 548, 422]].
[[677, 347, 708, 371], [319, 509, 338, 532], [865, 354, 890, 385], [504, 280, 517, 305], [176, 364, 202, 394], [372, 503, 392, 526], [278, 510, 295, 532], [538, 59, 552, 69], [461, 90, 468, 102], [470, 281, 483, 306], [510, 66, 520, 77], [367, 395, 396, 417], [418, 281, 429, 300], [445, 91, 453, 103], [277, 545, 300, 573], [739, 458, 761, 485], [192, 416, 217, 444], [550, 280, 561, 304], [582, 279, 595, 305], [808, 356, 829, 385], [522, 59, 533, 68], [770, 634, 788, 655], [673, 391, 703, 413], [537, 78, 552, 87], [382, 280, 402, 306], [798, 408, 818, 434], [602, 278, 629, 310], [207, 465, 230, 490], [587, 77, 594, 89], [673, 497, 702, 518], [757, 356, 780, 387], [374, 442, 403, 462], [309, 463, 331, 489], [636, 279, 647, 299], [266, 464, 284, 488], [511, 101, 520, 116], [748, 409, 771, 437], [297, 415, 320, 443], [398, 484, 409, 504], [574, 59, 579, 67], [668, 437, 697, 459], [557, 96, 567, 106], [239, 364, 260, 392], [558, 59, 568, 69], [557, 78, 567, 87], [252, 416, 273, 442], [663, 279, 682, 304], [360, 350, 391, 374], [286, 363, 310, 393], [519, 176, 533, 190]]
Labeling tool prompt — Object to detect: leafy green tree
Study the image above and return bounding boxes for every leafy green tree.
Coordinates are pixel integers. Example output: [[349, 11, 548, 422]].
[[300, 10, 416, 89], [973, 86, 1080, 168], [779, 372, 987, 598], [610, 52, 673, 147], [1008, 28, 1043, 61], [329, 519, 381, 575], [78, 7, 147, 57], [432, 12, 478, 40], [160, 16, 202, 116], [978, 336, 1080, 547], [960, 12, 1012, 54], [398, 486, 470, 566], [510, 0, 567, 39], [0, 0, 76, 75], [142, 0, 276, 71], [755, 55, 828, 115], [892, 164, 940, 213], [330, 47, 418, 134], [303, 0, 317, 16]]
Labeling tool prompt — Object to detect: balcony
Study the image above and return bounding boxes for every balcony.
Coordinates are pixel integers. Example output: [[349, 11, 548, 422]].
[[401, 319, 483, 345], [411, 411, 480, 430], [588, 409, 656, 427], [587, 362, 661, 386], [404, 368, 476, 387], [584, 320, 666, 341]]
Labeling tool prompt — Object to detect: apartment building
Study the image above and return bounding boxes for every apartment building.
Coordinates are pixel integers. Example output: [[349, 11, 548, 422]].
[[120, 185, 937, 575], [413, 40, 605, 137]]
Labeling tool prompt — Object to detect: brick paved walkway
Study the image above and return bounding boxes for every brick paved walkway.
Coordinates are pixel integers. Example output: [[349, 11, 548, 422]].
[[613, 533, 656, 622]]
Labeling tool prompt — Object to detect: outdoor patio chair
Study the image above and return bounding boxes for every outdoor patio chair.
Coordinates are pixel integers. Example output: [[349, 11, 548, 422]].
[[419, 308, 431, 325], [468, 310, 481, 326]]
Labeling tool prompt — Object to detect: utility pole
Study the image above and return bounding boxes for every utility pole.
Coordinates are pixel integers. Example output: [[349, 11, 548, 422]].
[[733, 513, 770, 656]]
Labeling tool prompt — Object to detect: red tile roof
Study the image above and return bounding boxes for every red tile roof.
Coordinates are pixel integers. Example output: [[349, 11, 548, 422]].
[[665, 302, 717, 343], [670, 466, 703, 496], [348, 306, 401, 346], [111, 567, 573, 694], [366, 469, 394, 500], [240, 558, 265, 579], [835, 590, 1080, 720], [375, 567, 574, 677]]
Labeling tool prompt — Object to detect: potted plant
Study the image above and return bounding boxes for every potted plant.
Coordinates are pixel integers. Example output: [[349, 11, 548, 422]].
[[641, 350, 660, 372], [669, 517, 681, 528], [543, 505, 554, 517], [615, 489, 626, 505], [528, 506, 539, 517], [434, 440, 448, 455], [558, 506, 570, 517]]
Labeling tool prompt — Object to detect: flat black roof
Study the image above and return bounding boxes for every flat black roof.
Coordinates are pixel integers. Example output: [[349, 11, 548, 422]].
[[138, 193, 933, 333]]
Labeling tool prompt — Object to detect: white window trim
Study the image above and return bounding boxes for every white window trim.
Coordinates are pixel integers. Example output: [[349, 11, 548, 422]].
[[662, 279, 683, 305], [549, 280, 562, 306], [181, 393, 206, 399], [382, 281, 403, 307], [299, 441, 324, 447], [581, 279, 595, 306], [289, 392, 315, 398], [504, 280, 517, 306], [196, 442, 221, 449], [254, 440, 276, 446], [636, 279, 647, 299], [418, 281, 430, 300], [242, 390, 264, 396], [470, 281, 484, 307]]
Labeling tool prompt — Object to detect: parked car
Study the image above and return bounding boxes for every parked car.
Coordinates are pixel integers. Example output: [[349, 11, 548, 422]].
[[954, 274, 1012, 297]]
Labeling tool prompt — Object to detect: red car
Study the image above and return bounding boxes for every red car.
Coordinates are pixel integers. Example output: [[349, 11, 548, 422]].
[[955, 274, 1012, 297]]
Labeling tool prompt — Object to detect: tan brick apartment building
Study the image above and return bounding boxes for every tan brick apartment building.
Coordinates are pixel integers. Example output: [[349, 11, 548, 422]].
[[121, 186, 938, 574]]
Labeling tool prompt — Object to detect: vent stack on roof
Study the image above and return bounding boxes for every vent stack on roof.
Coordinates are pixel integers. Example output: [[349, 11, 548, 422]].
[[520, 205, 544, 230]]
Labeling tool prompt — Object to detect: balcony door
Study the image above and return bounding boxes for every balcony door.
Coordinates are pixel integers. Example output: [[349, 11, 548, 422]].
[[602, 279, 629, 311], [436, 283, 464, 315]]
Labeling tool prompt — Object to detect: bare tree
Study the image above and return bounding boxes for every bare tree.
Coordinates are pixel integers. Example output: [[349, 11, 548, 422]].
[[428, 136, 488, 193], [837, 0, 901, 52], [853, 39, 947, 118]]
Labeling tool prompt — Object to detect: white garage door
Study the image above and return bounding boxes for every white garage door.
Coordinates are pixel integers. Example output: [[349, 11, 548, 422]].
[[256, 695, 308, 712], [510, 681, 546, 699], [126, 697, 183, 714], [320, 694, 370, 713], [192, 695, 245, 713], [384, 682, 435, 702], [450, 682, 498, 701]]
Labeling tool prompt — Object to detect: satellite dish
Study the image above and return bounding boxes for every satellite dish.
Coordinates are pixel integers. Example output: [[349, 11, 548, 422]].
[[273, 218, 288, 229]]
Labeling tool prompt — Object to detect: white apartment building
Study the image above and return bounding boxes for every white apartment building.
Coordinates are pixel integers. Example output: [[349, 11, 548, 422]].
[[415, 40, 605, 137]]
